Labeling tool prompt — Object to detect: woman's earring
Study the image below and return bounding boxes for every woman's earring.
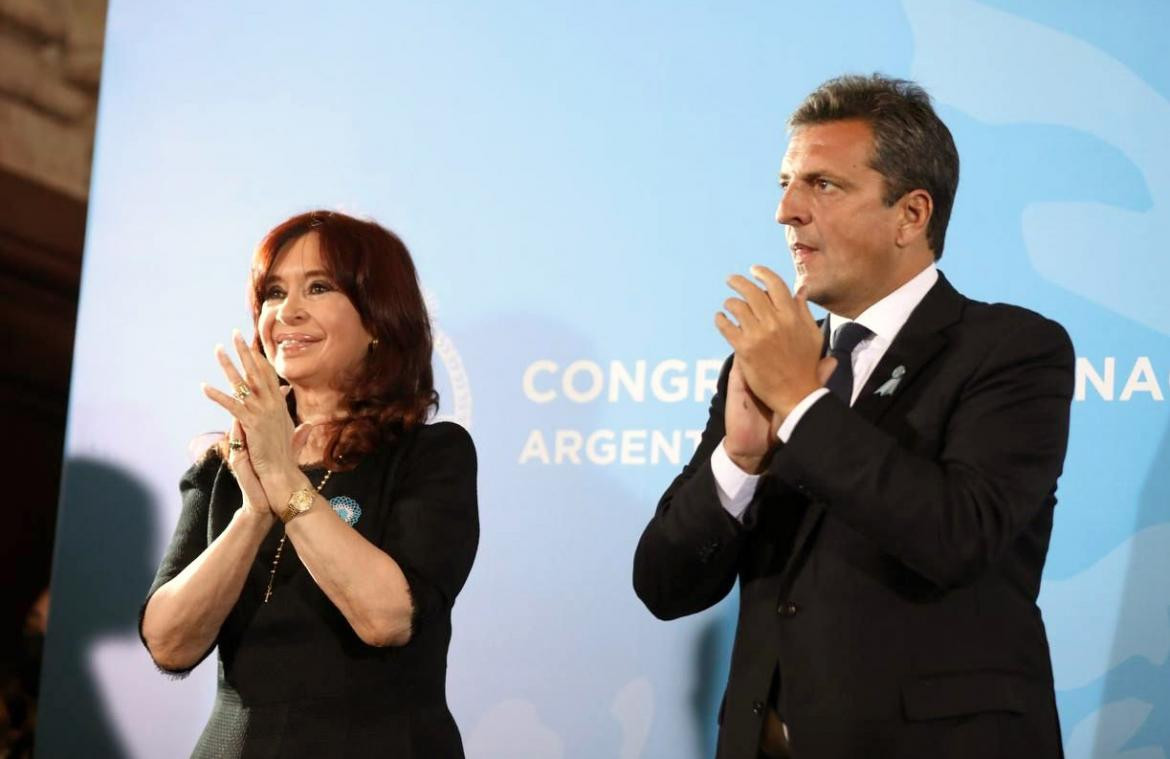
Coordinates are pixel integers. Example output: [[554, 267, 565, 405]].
[[368, 338, 379, 352]]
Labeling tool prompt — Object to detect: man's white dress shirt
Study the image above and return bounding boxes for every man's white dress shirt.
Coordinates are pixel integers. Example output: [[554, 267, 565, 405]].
[[711, 264, 940, 520]]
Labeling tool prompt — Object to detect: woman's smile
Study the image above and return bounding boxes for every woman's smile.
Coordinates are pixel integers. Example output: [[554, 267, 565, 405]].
[[273, 332, 322, 357]]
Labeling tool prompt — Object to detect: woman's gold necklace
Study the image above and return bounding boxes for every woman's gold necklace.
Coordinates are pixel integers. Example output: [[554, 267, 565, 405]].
[[263, 469, 332, 603]]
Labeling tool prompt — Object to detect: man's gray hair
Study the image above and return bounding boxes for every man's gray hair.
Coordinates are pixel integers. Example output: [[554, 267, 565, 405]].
[[789, 74, 959, 258]]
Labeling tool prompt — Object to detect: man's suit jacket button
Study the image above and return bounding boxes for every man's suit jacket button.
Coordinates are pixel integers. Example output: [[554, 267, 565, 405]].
[[778, 601, 799, 617], [752, 700, 764, 716]]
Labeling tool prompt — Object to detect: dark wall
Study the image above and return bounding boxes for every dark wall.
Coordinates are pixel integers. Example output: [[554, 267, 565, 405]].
[[0, 168, 84, 674]]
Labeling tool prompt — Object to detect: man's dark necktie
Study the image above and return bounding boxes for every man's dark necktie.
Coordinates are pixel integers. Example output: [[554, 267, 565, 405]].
[[825, 322, 873, 403]]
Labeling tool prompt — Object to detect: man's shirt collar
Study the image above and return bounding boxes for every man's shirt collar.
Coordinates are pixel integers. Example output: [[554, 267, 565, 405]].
[[827, 263, 939, 344]]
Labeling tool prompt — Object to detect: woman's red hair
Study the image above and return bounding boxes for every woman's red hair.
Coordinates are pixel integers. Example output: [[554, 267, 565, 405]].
[[248, 210, 438, 469]]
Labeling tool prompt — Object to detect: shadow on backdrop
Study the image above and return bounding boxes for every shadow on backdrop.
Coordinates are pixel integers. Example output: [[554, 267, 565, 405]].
[[37, 458, 157, 759], [691, 603, 737, 757], [449, 311, 655, 757], [1094, 416, 1170, 757]]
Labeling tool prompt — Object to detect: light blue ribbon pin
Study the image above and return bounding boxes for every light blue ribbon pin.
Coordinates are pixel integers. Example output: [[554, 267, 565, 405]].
[[874, 365, 906, 397]]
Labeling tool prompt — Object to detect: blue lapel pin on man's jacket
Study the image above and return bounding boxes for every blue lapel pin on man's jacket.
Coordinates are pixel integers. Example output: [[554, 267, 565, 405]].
[[874, 365, 906, 397]]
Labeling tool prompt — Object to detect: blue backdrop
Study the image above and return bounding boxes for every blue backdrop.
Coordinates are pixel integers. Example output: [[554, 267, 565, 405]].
[[40, 1, 1170, 757]]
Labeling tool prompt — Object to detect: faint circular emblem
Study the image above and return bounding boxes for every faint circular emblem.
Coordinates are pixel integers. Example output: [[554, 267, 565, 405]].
[[426, 289, 473, 430]]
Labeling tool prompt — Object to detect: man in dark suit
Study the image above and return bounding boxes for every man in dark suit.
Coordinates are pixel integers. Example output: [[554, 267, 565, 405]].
[[633, 74, 1074, 758]]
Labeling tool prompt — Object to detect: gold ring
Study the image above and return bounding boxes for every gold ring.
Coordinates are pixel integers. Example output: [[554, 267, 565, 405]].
[[228, 438, 245, 452], [233, 383, 252, 401]]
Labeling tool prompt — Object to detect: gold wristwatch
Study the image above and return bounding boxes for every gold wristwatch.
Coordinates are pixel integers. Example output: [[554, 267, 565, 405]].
[[281, 488, 316, 524]]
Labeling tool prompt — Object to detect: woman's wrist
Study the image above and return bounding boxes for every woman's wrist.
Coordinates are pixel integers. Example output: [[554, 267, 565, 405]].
[[233, 503, 275, 533], [261, 466, 312, 512]]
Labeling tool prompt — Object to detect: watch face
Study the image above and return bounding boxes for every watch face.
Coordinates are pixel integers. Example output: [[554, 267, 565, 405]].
[[290, 489, 315, 512]]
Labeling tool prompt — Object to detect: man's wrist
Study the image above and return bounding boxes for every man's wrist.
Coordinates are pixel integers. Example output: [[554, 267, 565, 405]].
[[777, 388, 831, 443], [726, 450, 766, 475], [712, 440, 762, 521], [765, 378, 824, 421]]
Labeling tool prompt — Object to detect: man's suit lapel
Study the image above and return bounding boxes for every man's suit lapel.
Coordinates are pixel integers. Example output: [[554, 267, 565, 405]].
[[777, 272, 966, 585], [850, 273, 964, 425]]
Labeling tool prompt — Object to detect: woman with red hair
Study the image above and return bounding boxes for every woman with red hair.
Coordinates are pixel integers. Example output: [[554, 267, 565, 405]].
[[140, 210, 478, 757]]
